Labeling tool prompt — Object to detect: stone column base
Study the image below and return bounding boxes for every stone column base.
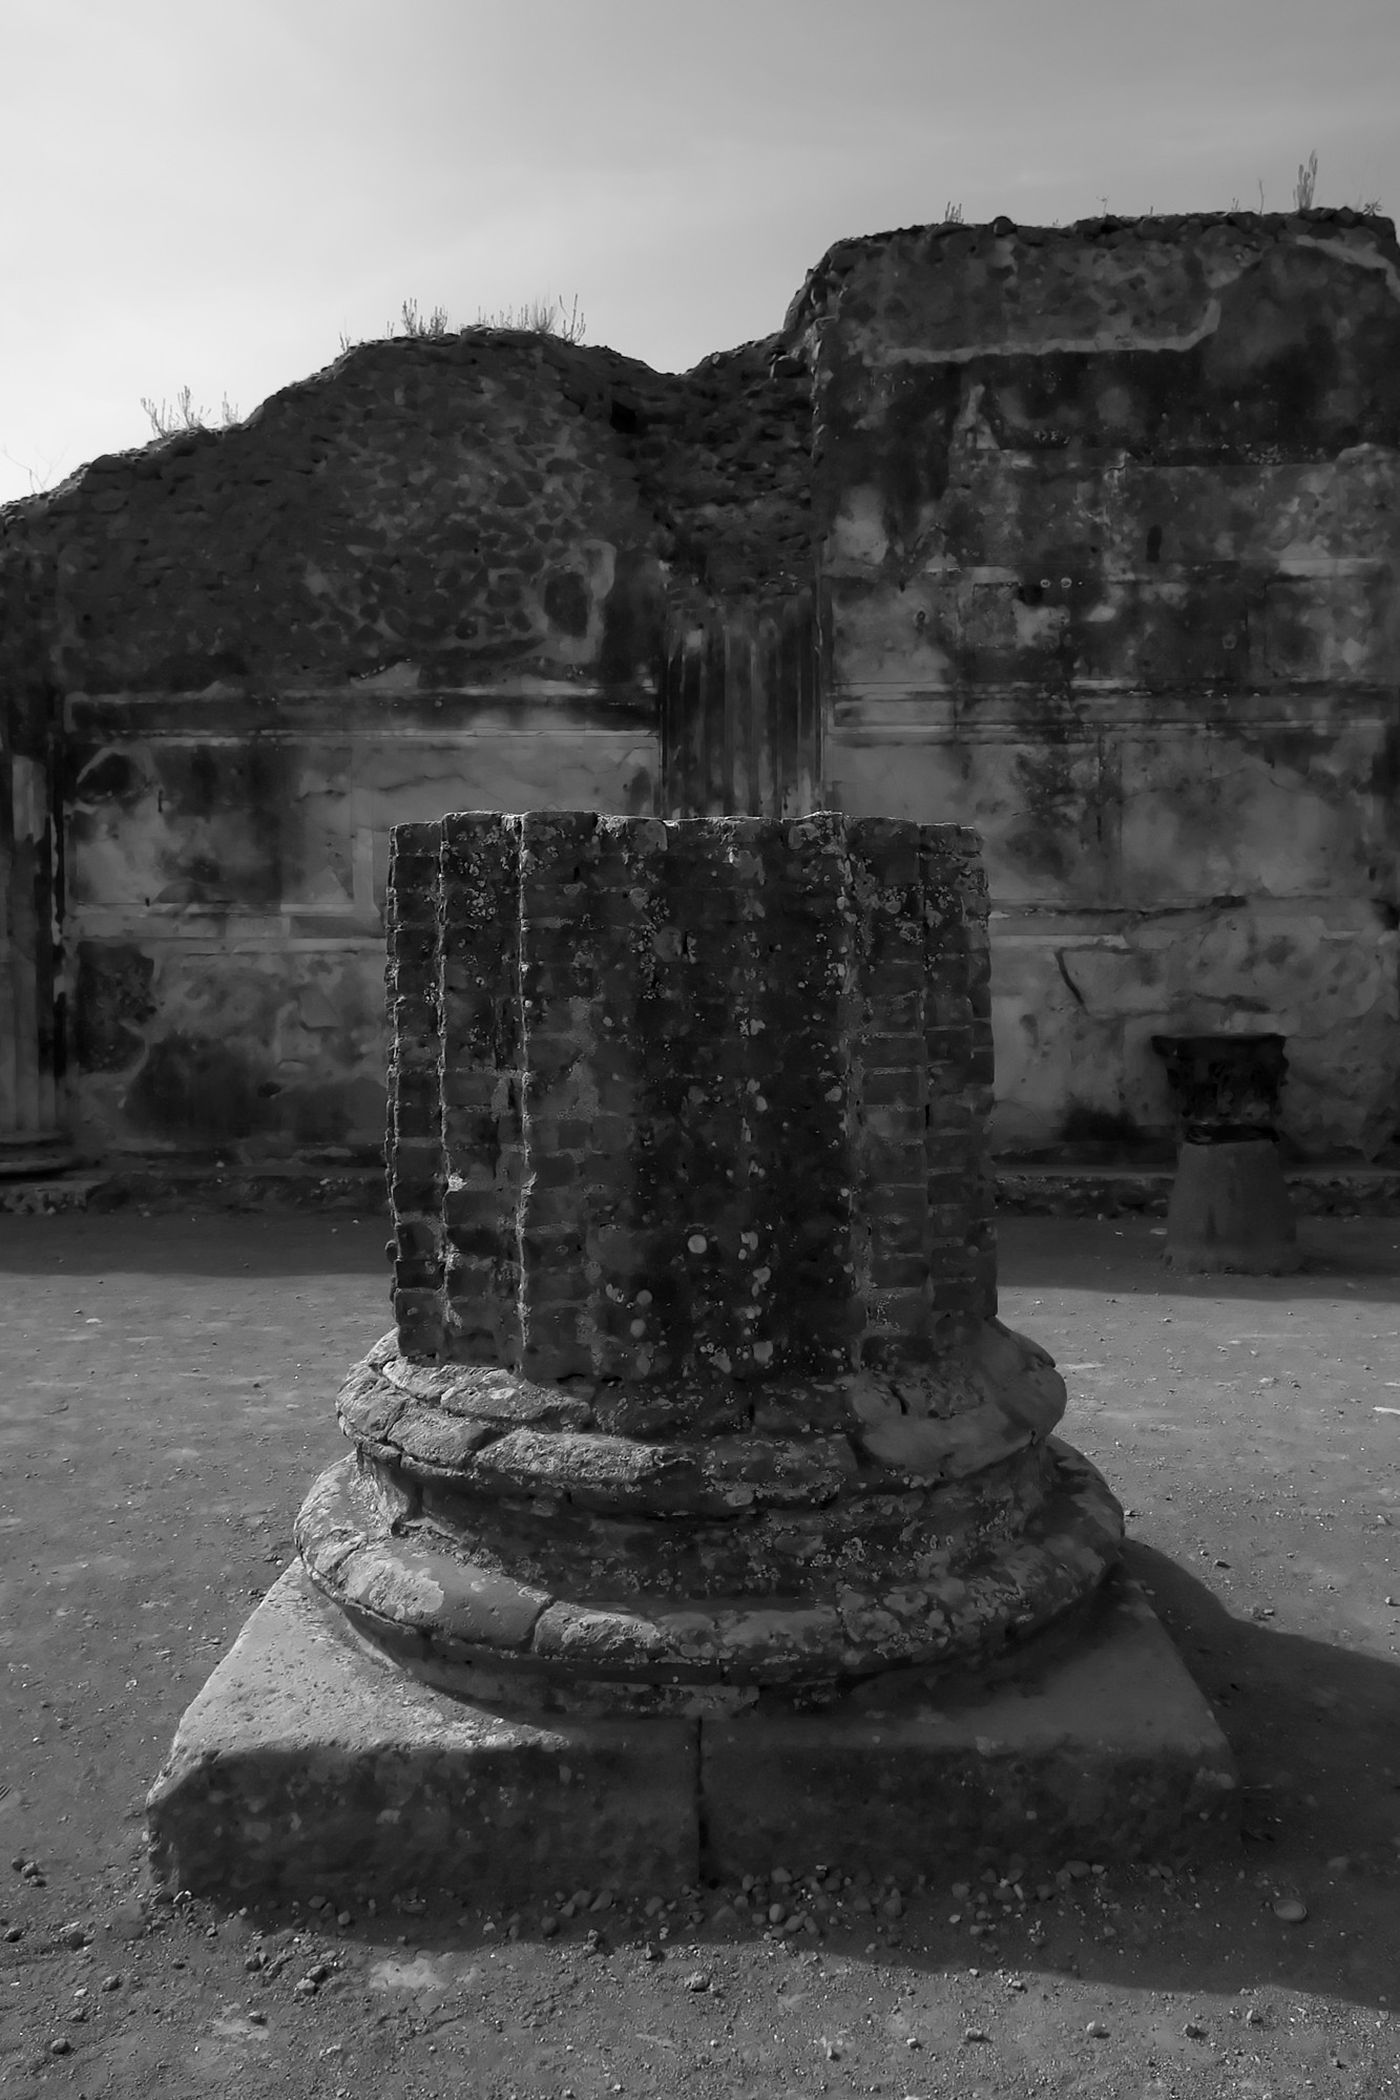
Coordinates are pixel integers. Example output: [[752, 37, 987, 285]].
[[1164, 1138, 1302, 1274], [147, 1564, 1237, 1905]]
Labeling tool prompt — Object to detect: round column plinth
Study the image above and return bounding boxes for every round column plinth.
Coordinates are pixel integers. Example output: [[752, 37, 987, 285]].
[[296, 1320, 1124, 1716]]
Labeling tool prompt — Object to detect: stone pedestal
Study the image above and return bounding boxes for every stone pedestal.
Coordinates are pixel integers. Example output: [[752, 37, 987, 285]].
[[1152, 1033, 1300, 1275], [149, 814, 1236, 1899], [146, 1559, 1236, 1903]]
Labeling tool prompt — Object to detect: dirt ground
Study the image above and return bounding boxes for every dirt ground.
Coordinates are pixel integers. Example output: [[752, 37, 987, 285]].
[[0, 1206, 1397, 2100]]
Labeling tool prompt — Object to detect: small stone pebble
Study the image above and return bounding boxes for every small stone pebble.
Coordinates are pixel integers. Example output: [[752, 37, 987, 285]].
[[3, 1926, 22, 1944], [1086, 2021, 1110, 2039], [100, 1974, 122, 1993], [60, 1923, 89, 1950], [1272, 1896, 1308, 1923], [540, 1915, 560, 1939], [683, 1970, 711, 1992], [1184, 2020, 1207, 2038], [108, 1901, 146, 1943], [963, 2027, 990, 2044]]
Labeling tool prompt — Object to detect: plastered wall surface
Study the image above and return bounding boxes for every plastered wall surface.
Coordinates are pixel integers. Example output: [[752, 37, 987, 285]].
[[1, 210, 1397, 1164], [66, 693, 655, 1158], [794, 213, 1400, 1158]]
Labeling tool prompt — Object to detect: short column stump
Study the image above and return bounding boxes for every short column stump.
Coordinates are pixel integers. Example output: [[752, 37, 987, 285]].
[[151, 812, 1237, 1903]]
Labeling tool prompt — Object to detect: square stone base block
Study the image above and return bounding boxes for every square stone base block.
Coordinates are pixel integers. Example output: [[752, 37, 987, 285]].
[[702, 1577, 1238, 1881], [147, 1566, 701, 1904], [147, 1565, 1236, 1906]]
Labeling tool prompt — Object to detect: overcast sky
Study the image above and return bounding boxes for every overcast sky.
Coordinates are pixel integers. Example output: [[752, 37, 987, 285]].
[[2, 0, 1397, 507]]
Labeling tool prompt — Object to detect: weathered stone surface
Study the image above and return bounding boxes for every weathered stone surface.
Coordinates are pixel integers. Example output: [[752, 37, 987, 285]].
[[381, 810, 999, 1375], [295, 1438, 1122, 1711], [147, 1565, 699, 1901]]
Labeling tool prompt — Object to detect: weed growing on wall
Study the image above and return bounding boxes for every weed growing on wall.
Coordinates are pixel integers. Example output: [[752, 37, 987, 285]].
[[473, 294, 587, 343], [390, 298, 452, 340], [1286, 154, 1380, 215], [337, 293, 588, 357], [139, 386, 240, 438]]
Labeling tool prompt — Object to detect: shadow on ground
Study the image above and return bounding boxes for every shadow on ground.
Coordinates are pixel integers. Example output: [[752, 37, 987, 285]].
[[209, 1540, 1400, 2019], [0, 1209, 390, 1279], [997, 1211, 1400, 1304]]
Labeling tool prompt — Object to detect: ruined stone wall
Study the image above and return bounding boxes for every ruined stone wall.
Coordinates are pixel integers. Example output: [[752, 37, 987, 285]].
[[794, 211, 1400, 1159], [3, 209, 1398, 1168], [0, 330, 811, 1161]]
